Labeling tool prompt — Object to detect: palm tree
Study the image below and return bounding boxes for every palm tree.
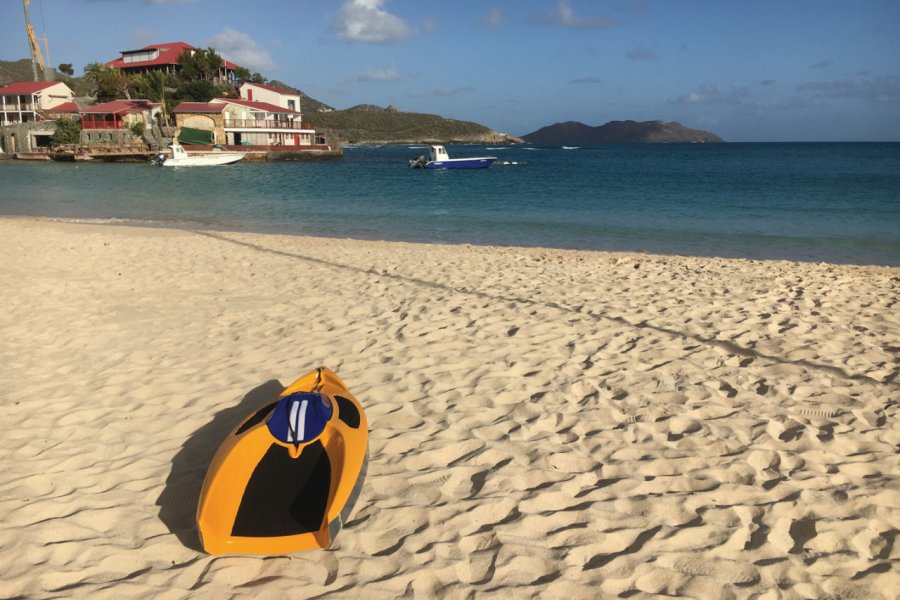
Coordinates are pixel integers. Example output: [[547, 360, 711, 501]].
[[83, 62, 104, 96]]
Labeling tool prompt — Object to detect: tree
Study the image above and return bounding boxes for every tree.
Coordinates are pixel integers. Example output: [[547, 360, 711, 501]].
[[177, 47, 224, 82], [172, 80, 222, 102], [51, 117, 82, 146], [58, 63, 74, 77], [132, 71, 166, 102], [83, 62, 105, 95], [232, 67, 266, 85], [83, 62, 134, 100]]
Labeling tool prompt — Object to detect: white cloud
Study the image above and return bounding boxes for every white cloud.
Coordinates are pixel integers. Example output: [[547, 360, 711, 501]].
[[617, 0, 648, 13], [670, 84, 748, 105], [409, 87, 475, 98], [536, 0, 616, 29], [129, 28, 158, 48], [336, 0, 412, 44], [351, 65, 402, 83], [799, 76, 900, 103], [483, 9, 503, 28], [207, 28, 275, 72]]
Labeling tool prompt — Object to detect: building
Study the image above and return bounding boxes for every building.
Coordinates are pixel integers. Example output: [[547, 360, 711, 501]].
[[0, 81, 75, 125], [173, 98, 318, 147], [79, 99, 161, 144], [0, 81, 77, 155], [239, 82, 302, 112], [105, 41, 239, 83]]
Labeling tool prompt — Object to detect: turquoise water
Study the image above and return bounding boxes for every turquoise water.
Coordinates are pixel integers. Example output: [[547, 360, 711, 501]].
[[2, 143, 899, 265]]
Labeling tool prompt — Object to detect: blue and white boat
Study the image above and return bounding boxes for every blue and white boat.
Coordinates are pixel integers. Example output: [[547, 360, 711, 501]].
[[408, 145, 497, 169]]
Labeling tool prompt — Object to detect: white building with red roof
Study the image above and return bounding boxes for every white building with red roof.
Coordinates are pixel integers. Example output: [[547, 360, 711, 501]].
[[105, 41, 239, 83], [239, 83, 302, 112], [173, 97, 318, 148], [0, 81, 75, 125]]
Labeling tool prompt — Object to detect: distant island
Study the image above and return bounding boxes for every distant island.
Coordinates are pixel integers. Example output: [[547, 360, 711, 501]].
[[522, 120, 723, 144]]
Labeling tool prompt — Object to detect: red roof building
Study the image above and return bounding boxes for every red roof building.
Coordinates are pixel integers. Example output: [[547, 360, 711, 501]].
[[46, 101, 81, 115], [0, 81, 76, 125], [80, 99, 161, 130], [105, 41, 240, 82], [0, 81, 60, 95], [239, 82, 302, 114], [173, 98, 318, 148]]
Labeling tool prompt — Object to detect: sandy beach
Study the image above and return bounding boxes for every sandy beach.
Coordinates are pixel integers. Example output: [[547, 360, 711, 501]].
[[1, 216, 897, 599]]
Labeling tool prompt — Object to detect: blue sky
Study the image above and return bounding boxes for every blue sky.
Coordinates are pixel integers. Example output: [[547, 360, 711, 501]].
[[3, 0, 899, 141]]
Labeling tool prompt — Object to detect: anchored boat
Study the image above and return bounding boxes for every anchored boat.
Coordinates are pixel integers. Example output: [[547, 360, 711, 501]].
[[197, 367, 368, 555], [408, 145, 497, 169], [150, 141, 245, 167]]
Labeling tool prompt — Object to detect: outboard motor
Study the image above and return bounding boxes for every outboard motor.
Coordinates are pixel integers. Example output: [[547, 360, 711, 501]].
[[149, 152, 167, 166], [407, 155, 427, 169]]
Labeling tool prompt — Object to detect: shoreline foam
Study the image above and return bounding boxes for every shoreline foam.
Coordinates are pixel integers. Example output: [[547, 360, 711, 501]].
[[3, 212, 899, 269], [2, 217, 897, 598]]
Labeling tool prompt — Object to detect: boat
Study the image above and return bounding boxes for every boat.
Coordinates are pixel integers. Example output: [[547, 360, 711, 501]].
[[408, 145, 497, 169], [197, 367, 368, 555], [150, 141, 244, 167]]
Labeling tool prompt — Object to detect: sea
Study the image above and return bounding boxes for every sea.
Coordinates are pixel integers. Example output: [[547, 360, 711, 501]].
[[2, 142, 899, 266]]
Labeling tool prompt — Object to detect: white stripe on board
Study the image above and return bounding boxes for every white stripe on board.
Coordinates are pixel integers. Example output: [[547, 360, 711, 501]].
[[296, 399, 309, 441], [287, 400, 300, 442]]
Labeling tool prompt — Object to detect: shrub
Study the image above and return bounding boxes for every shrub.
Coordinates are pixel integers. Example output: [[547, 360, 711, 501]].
[[51, 117, 82, 145]]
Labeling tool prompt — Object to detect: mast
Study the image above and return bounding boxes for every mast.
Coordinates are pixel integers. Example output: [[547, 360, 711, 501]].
[[23, 0, 47, 81]]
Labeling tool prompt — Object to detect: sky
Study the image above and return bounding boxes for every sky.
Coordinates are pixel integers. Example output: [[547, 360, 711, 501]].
[[3, 0, 899, 141]]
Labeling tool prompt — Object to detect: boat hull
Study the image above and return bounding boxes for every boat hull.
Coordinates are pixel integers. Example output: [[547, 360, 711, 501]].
[[197, 367, 368, 555], [425, 157, 497, 169], [162, 153, 244, 166]]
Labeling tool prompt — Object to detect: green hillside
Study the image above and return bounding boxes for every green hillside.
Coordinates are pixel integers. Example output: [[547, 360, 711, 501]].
[[0, 58, 92, 95], [310, 105, 519, 144], [0, 59, 42, 85]]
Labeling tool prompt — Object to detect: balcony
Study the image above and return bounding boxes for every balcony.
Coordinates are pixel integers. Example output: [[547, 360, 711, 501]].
[[82, 119, 125, 130], [1, 101, 36, 112], [225, 119, 313, 130]]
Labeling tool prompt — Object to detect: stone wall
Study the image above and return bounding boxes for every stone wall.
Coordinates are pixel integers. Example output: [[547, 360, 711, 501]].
[[0, 122, 57, 155], [80, 128, 141, 145]]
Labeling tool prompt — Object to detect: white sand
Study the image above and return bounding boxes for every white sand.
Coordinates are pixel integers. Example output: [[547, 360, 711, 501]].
[[1, 217, 898, 599]]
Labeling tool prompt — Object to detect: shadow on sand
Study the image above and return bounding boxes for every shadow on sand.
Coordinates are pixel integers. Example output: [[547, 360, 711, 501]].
[[156, 379, 285, 551]]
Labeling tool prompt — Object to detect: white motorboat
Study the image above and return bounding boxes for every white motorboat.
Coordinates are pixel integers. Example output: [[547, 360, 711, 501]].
[[407, 145, 496, 169], [151, 141, 245, 167]]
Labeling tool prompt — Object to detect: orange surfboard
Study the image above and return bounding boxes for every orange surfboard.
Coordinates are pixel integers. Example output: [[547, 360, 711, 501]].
[[197, 367, 368, 554]]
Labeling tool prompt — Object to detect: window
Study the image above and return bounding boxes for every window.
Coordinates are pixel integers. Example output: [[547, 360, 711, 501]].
[[123, 49, 160, 64]]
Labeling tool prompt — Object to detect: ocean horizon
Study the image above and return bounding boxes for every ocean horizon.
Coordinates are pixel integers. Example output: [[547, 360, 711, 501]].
[[2, 141, 899, 266]]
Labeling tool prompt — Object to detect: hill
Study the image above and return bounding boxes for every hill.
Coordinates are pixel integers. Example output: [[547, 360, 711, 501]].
[[310, 105, 521, 144], [0, 59, 46, 85], [0, 59, 94, 95], [264, 79, 334, 114], [522, 120, 723, 144]]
